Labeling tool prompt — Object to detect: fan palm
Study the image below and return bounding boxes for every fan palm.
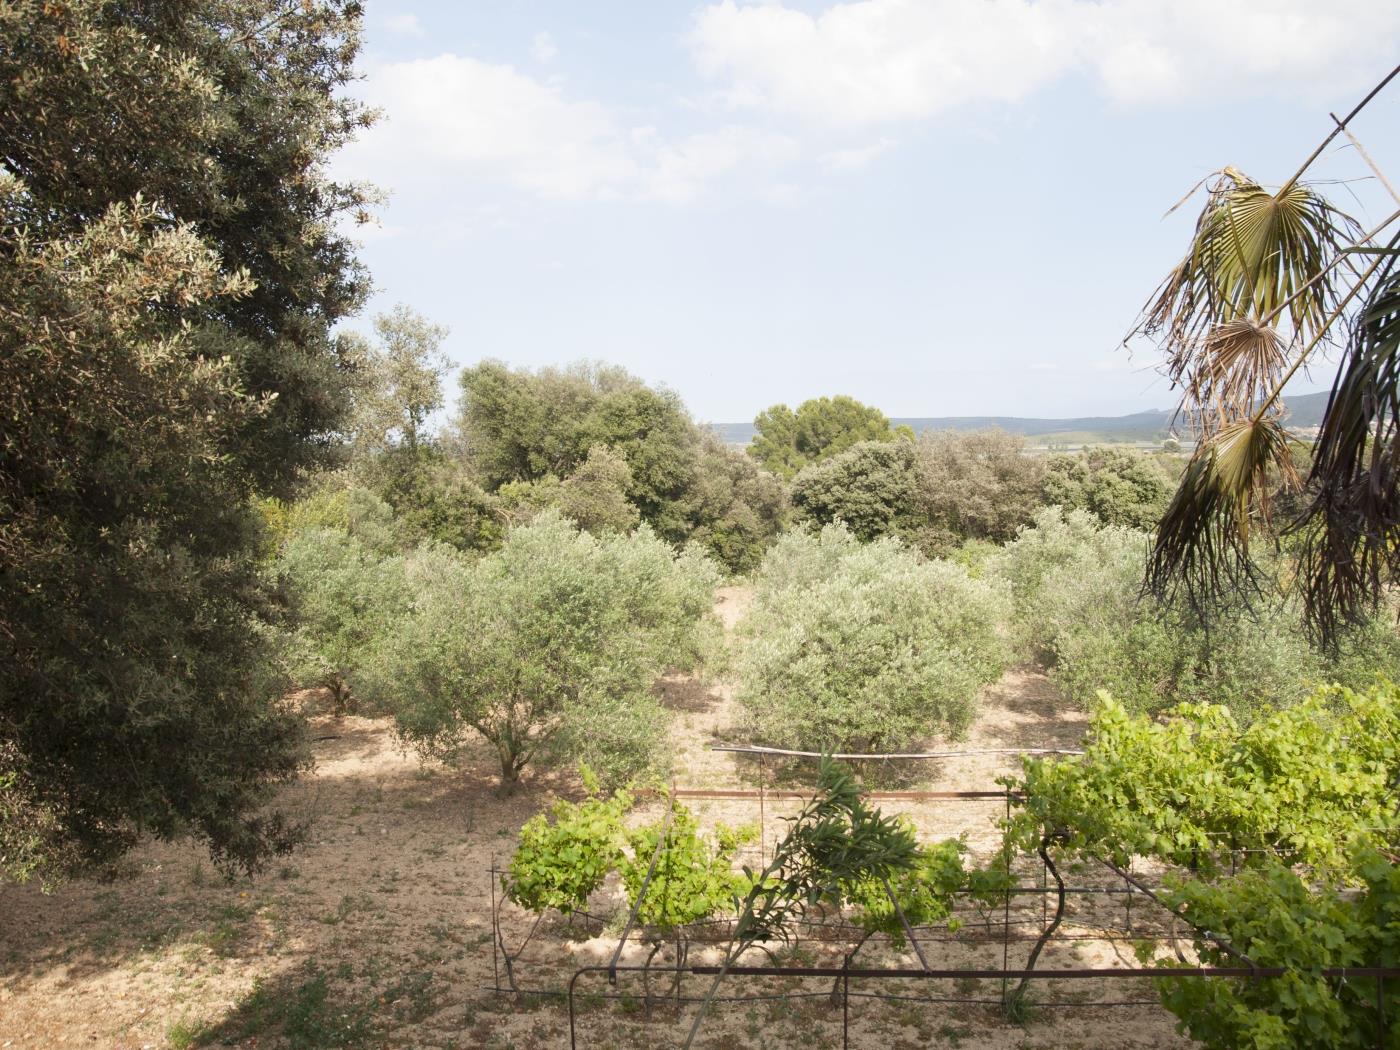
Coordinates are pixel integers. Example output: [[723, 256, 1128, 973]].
[[1133, 65, 1400, 642]]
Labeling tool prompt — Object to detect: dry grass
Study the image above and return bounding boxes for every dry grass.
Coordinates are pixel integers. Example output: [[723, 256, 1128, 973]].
[[0, 587, 1192, 1049]]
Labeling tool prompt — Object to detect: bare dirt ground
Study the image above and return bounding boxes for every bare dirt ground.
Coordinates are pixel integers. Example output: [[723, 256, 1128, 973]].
[[0, 587, 1193, 1049]]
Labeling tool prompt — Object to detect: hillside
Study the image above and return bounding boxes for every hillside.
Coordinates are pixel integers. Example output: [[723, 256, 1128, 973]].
[[708, 390, 1332, 446]]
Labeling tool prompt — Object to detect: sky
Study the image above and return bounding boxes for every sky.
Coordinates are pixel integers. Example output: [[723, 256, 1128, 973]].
[[335, 0, 1400, 424]]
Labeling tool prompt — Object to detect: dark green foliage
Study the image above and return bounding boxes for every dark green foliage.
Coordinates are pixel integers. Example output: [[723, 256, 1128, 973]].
[[1, 0, 372, 879], [749, 396, 897, 479], [361, 447, 503, 553], [790, 440, 918, 541], [733, 759, 919, 943], [673, 435, 789, 573], [1042, 447, 1175, 530], [457, 360, 784, 571]]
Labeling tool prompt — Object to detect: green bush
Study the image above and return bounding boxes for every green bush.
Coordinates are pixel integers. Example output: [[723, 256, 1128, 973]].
[[674, 435, 789, 575], [371, 513, 720, 791], [619, 803, 755, 931], [275, 527, 416, 713], [749, 395, 899, 479], [789, 440, 918, 542], [735, 525, 1010, 752], [1041, 447, 1176, 530], [507, 776, 634, 915], [991, 508, 1400, 715], [911, 429, 1047, 552]]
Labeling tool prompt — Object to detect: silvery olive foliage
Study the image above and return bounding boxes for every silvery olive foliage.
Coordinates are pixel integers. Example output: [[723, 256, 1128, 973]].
[[370, 513, 721, 792], [990, 507, 1400, 715], [735, 524, 1011, 752]]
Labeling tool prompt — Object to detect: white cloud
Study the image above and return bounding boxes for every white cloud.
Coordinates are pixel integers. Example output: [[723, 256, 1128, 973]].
[[820, 138, 896, 173], [688, 0, 1400, 126], [383, 13, 425, 38], [343, 55, 637, 200], [342, 54, 805, 204], [531, 31, 559, 64], [646, 125, 799, 202]]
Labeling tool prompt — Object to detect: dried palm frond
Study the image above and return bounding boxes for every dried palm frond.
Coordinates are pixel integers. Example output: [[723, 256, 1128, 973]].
[[1296, 234, 1400, 644], [1147, 416, 1298, 610], [1182, 317, 1288, 432], [1136, 169, 1360, 378]]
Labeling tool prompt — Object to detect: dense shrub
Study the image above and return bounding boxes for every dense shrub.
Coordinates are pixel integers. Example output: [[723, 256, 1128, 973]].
[[456, 360, 784, 571], [790, 429, 1050, 555], [735, 525, 1010, 752], [912, 429, 1046, 552], [991, 508, 1400, 715], [673, 435, 789, 574], [789, 440, 918, 542], [556, 445, 642, 534], [371, 513, 720, 791], [274, 528, 415, 712], [1041, 447, 1176, 530], [261, 485, 401, 558]]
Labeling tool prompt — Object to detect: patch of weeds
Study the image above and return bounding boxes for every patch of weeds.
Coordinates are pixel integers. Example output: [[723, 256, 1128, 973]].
[[322, 892, 372, 926], [167, 1018, 206, 1049], [382, 970, 438, 1023], [1001, 989, 1038, 1026], [953, 974, 982, 997], [189, 861, 206, 888], [279, 864, 301, 880], [938, 1024, 972, 1047], [202, 903, 252, 957], [195, 964, 375, 1048]]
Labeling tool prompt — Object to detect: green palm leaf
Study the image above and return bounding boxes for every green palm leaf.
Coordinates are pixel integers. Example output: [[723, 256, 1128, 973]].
[[1142, 169, 1360, 402], [1147, 416, 1297, 610]]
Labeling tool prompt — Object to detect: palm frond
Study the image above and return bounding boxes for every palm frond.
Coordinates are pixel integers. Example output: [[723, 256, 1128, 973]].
[[1183, 318, 1288, 432], [1296, 233, 1400, 643], [1147, 416, 1298, 609], [1138, 169, 1360, 383]]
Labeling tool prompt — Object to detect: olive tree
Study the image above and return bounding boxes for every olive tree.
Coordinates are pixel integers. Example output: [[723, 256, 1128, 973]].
[[371, 513, 720, 792], [274, 528, 415, 714], [736, 525, 1010, 753], [990, 507, 1400, 716]]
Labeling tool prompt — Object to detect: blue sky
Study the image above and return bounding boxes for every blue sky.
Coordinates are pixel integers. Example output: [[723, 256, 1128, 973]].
[[336, 0, 1400, 424]]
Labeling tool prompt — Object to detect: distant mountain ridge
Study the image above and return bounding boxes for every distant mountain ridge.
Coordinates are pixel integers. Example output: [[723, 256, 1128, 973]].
[[707, 391, 1332, 446]]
